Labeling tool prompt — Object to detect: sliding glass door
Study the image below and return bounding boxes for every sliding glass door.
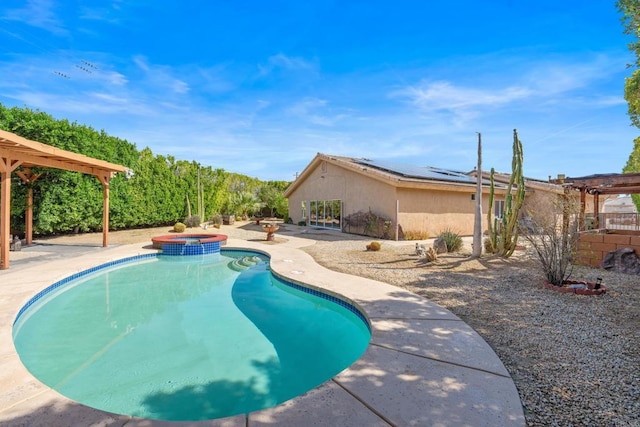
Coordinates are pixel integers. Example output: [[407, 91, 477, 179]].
[[308, 199, 341, 229]]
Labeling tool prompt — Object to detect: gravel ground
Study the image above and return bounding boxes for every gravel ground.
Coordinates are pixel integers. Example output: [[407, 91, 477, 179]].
[[38, 224, 640, 426]]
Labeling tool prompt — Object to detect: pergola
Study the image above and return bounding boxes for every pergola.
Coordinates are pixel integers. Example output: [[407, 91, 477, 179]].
[[0, 129, 127, 270], [552, 172, 640, 229]]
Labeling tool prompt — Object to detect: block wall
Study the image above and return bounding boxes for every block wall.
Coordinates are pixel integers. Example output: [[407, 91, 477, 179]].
[[577, 232, 640, 268]]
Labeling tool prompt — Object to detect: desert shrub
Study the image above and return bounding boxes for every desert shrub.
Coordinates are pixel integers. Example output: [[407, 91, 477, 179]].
[[210, 214, 222, 227], [184, 215, 201, 228], [298, 220, 307, 226], [521, 194, 580, 286], [173, 222, 186, 233], [425, 247, 438, 262], [366, 241, 381, 251], [403, 230, 429, 240], [438, 229, 462, 252], [483, 236, 494, 253]]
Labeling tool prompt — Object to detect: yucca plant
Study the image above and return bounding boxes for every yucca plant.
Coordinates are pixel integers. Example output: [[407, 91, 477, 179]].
[[438, 229, 463, 252]]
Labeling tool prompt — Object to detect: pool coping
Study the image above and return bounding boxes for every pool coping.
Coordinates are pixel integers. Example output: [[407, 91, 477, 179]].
[[0, 237, 525, 426]]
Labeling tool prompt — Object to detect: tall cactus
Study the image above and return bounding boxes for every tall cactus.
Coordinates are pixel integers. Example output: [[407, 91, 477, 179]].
[[486, 129, 526, 257]]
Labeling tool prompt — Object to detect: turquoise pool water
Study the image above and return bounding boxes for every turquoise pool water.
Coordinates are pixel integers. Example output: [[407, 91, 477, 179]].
[[12, 251, 371, 421]]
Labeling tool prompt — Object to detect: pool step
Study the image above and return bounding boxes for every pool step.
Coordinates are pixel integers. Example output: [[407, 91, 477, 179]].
[[228, 256, 262, 271]]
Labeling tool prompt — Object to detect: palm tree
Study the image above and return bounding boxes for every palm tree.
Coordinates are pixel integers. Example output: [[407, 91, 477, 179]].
[[230, 191, 262, 219]]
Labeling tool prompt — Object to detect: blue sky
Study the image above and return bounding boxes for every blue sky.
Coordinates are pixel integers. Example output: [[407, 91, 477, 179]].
[[0, 1, 638, 181]]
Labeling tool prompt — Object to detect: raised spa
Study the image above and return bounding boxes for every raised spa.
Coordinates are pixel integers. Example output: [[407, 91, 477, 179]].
[[151, 233, 228, 255]]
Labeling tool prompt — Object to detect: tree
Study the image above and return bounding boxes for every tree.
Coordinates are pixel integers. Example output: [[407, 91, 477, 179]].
[[230, 191, 261, 219], [618, 1, 640, 209], [617, 0, 640, 127], [258, 183, 289, 218]]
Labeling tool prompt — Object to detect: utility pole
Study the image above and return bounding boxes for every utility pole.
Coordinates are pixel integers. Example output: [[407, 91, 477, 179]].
[[472, 132, 483, 258]]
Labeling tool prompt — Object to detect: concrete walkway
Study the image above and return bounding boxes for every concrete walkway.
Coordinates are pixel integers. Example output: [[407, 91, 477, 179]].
[[0, 233, 525, 426]]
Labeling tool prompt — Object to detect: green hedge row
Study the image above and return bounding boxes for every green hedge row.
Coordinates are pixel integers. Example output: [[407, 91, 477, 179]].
[[1, 104, 288, 236]]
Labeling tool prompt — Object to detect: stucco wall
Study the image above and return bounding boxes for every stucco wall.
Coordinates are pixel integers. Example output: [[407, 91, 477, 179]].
[[287, 161, 398, 225], [397, 188, 487, 236]]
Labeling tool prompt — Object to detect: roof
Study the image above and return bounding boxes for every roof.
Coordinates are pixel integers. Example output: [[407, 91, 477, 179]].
[[0, 129, 128, 176], [285, 153, 502, 197], [354, 158, 479, 184]]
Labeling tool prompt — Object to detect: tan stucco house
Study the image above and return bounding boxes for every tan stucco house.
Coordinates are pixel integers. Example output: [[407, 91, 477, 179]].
[[285, 153, 564, 239], [470, 170, 568, 220]]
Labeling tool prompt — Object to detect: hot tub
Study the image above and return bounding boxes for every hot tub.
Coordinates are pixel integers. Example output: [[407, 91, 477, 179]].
[[151, 234, 228, 255]]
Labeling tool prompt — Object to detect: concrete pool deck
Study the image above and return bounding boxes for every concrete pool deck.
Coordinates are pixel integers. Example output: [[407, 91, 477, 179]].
[[0, 234, 525, 426]]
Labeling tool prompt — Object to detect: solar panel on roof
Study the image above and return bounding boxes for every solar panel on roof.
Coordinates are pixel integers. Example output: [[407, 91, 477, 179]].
[[354, 159, 477, 184]]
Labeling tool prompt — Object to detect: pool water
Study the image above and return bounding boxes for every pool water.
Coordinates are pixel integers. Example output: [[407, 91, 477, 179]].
[[12, 251, 371, 421]]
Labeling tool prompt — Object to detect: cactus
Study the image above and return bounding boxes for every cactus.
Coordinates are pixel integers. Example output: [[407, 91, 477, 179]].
[[486, 129, 526, 257]]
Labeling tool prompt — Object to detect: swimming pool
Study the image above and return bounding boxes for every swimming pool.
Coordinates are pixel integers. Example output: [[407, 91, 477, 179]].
[[12, 250, 371, 421]]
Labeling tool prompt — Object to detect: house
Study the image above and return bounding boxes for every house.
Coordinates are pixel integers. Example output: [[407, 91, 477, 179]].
[[603, 195, 637, 214], [469, 170, 567, 226], [602, 195, 638, 230], [284, 153, 562, 239]]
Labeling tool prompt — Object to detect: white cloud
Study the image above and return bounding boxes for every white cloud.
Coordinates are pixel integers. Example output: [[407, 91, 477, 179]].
[[394, 80, 531, 114], [391, 54, 629, 126], [131, 56, 190, 94], [2, 0, 67, 35], [133, 55, 150, 72], [286, 98, 349, 126], [104, 71, 128, 86], [257, 53, 316, 77]]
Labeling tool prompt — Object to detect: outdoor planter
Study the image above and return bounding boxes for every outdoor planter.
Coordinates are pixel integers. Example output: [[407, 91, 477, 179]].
[[542, 279, 607, 296]]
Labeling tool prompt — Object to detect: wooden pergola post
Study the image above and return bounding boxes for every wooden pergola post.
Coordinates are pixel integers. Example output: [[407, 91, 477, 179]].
[[579, 188, 586, 231], [16, 168, 41, 245], [0, 157, 23, 270], [593, 192, 600, 229], [96, 172, 112, 247]]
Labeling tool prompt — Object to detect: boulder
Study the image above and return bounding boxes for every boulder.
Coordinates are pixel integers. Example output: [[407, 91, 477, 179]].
[[433, 237, 448, 254], [601, 247, 640, 275]]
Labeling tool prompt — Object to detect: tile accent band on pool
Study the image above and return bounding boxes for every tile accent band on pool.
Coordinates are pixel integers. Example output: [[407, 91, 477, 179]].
[[13, 250, 370, 333]]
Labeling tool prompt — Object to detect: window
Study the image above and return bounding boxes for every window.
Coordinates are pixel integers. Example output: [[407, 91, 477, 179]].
[[495, 200, 505, 219]]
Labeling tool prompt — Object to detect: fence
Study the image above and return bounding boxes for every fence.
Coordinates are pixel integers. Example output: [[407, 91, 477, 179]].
[[588, 213, 640, 231]]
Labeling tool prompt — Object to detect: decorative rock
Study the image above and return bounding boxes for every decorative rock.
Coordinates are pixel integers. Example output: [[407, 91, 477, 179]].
[[9, 236, 21, 251], [601, 247, 640, 275], [433, 237, 448, 254]]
